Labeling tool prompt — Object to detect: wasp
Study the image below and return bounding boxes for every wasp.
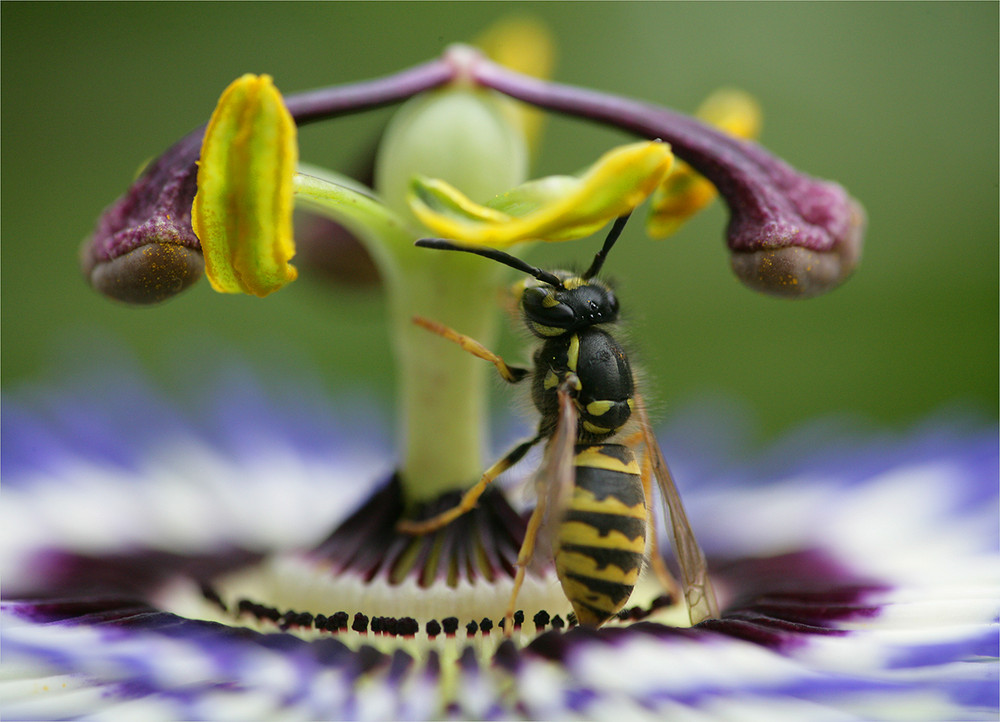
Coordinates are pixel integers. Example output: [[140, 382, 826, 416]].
[[398, 214, 718, 629]]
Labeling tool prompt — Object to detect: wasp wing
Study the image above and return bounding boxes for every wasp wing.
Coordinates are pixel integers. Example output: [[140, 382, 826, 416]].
[[635, 395, 719, 624], [526, 380, 579, 573]]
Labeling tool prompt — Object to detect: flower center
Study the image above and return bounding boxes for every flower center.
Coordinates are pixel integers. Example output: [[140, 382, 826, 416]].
[[155, 475, 691, 659]]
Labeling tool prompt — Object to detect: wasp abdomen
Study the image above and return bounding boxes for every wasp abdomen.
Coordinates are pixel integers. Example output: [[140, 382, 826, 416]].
[[555, 444, 647, 627]]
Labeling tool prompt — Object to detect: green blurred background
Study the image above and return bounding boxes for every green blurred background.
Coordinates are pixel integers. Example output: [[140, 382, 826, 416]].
[[3, 2, 997, 438]]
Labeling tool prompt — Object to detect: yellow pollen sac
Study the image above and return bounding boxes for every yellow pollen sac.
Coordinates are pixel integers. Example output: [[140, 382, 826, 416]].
[[193, 74, 298, 297]]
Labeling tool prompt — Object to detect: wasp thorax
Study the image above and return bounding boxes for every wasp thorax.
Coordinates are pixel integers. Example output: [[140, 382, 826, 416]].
[[519, 275, 620, 338]]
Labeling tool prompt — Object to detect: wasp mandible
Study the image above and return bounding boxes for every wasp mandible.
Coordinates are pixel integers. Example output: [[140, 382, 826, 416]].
[[398, 214, 719, 629]]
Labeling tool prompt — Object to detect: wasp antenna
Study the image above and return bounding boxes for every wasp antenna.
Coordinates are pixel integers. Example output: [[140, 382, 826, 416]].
[[415, 238, 565, 288], [582, 213, 631, 280]]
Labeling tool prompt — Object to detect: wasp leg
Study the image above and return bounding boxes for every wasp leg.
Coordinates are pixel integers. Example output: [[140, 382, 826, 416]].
[[412, 316, 530, 383], [397, 433, 544, 535], [503, 490, 548, 637]]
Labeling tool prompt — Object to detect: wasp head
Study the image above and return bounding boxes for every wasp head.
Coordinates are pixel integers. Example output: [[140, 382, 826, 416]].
[[517, 273, 619, 337], [415, 213, 630, 338]]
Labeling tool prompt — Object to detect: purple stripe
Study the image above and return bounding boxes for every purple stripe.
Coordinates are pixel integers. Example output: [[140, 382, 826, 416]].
[[886, 630, 1000, 669]]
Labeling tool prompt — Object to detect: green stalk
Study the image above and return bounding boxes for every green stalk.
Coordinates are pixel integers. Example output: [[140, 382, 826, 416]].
[[294, 173, 509, 506], [388, 247, 508, 505]]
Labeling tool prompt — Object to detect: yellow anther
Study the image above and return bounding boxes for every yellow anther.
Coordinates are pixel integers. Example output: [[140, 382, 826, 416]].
[[409, 141, 674, 248], [193, 74, 298, 297]]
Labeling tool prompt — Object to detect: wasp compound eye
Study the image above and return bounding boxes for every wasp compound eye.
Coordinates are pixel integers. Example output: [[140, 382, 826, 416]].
[[522, 286, 575, 328]]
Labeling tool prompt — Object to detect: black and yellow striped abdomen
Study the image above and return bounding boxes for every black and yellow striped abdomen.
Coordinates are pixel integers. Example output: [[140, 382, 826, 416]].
[[554, 443, 646, 627]]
